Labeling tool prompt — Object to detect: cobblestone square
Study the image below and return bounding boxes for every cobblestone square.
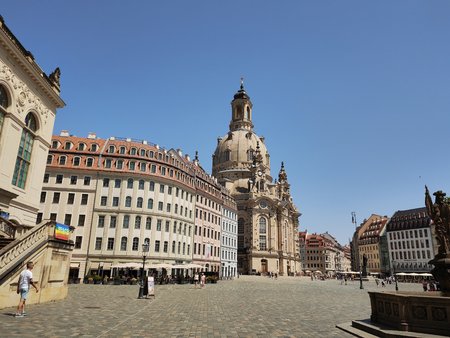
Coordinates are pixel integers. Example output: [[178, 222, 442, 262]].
[[1, 276, 422, 337]]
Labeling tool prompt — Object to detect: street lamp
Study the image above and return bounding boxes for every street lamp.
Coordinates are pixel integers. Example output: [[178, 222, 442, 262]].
[[392, 260, 399, 291], [359, 261, 364, 289], [138, 242, 150, 299]]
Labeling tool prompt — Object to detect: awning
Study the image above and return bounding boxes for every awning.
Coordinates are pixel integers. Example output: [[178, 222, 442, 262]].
[[101, 262, 112, 270], [89, 262, 100, 270], [111, 262, 141, 269]]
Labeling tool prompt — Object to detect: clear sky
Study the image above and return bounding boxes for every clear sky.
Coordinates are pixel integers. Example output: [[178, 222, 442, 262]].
[[3, 1, 450, 245]]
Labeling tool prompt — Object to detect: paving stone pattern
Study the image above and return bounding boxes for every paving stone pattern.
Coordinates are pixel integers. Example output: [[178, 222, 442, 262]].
[[0, 276, 422, 337]]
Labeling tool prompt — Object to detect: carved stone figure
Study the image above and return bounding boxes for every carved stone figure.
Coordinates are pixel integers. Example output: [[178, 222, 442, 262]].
[[425, 186, 450, 256], [48, 67, 61, 87], [425, 186, 450, 293]]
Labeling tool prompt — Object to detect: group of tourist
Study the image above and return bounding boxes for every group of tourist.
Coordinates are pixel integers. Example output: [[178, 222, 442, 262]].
[[193, 273, 206, 288], [422, 279, 440, 291]]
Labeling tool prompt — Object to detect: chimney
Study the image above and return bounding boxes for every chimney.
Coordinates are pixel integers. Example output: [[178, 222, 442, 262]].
[[87, 132, 96, 139], [60, 130, 69, 137]]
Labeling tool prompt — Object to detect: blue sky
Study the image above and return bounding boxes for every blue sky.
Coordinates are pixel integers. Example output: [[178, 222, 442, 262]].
[[3, 1, 450, 245]]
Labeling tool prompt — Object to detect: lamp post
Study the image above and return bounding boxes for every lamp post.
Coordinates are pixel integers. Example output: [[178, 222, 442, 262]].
[[392, 260, 399, 291], [359, 260, 364, 289], [138, 242, 149, 299]]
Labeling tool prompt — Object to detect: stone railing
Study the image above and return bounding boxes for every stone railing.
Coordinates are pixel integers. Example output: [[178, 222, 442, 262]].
[[0, 216, 16, 238], [0, 220, 54, 280]]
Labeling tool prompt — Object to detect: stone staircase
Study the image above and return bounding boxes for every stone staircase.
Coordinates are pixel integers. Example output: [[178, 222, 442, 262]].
[[0, 237, 14, 251]]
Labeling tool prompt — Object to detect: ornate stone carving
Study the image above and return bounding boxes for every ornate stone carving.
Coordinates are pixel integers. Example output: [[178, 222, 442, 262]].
[[432, 307, 447, 321], [412, 306, 427, 320], [0, 59, 50, 123], [425, 186, 450, 292]]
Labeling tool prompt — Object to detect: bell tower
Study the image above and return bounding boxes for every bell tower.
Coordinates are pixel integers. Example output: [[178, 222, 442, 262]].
[[229, 78, 253, 132]]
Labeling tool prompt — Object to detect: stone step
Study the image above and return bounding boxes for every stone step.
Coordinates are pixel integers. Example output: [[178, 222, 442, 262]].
[[0, 237, 14, 251]]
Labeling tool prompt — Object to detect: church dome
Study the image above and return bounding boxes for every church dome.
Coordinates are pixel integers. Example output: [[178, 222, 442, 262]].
[[212, 80, 271, 182], [212, 129, 271, 177]]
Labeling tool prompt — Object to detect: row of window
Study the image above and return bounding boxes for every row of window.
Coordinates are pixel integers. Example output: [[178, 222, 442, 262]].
[[221, 250, 237, 261], [195, 208, 221, 225], [36, 212, 85, 226], [44, 173, 91, 185], [390, 239, 429, 251], [393, 261, 433, 269], [222, 235, 237, 248], [93, 236, 191, 255], [49, 154, 193, 184], [222, 221, 237, 234], [223, 209, 237, 220], [41, 191, 89, 205], [52, 141, 188, 170], [193, 242, 220, 257], [392, 250, 432, 260], [196, 194, 222, 212], [389, 229, 428, 240], [102, 178, 191, 201], [99, 195, 191, 218], [194, 225, 220, 241], [97, 214, 191, 234]]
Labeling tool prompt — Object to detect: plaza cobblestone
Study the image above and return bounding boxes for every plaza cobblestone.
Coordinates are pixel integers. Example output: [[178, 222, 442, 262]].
[[0, 276, 422, 337]]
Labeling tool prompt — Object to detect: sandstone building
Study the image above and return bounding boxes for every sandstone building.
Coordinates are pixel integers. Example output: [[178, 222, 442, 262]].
[[39, 133, 238, 280], [212, 82, 301, 275]]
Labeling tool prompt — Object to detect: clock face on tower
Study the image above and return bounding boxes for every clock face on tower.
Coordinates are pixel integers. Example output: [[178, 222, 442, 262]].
[[259, 200, 267, 208]]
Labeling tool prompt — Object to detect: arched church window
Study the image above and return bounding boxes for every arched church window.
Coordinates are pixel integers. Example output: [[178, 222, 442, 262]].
[[245, 106, 250, 120], [259, 218, 267, 234], [247, 149, 253, 161], [25, 112, 37, 132], [225, 150, 231, 161]]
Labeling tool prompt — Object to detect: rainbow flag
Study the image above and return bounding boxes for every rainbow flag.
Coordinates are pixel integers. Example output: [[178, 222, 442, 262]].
[[55, 223, 70, 241]]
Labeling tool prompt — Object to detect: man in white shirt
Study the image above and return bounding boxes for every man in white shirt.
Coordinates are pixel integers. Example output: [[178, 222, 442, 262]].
[[15, 262, 39, 317]]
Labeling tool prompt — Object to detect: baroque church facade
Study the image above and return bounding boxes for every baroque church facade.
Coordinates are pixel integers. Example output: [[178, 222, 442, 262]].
[[212, 82, 301, 275]]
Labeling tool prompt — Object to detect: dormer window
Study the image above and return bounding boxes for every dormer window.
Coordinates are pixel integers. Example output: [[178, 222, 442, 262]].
[[119, 146, 126, 154], [78, 143, 86, 151], [130, 148, 137, 155], [140, 149, 146, 156], [91, 144, 98, 152], [108, 145, 115, 153], [51, 141, 59, 149]]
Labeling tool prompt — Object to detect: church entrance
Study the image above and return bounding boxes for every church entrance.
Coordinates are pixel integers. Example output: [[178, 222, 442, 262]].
[[261, 259, 268, 274]]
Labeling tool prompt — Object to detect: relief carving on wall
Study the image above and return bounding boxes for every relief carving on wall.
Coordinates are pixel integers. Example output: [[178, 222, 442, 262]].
[[0, 59, 50, 124]]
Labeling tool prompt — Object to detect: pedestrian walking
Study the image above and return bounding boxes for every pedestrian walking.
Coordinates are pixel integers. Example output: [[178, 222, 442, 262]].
[[200, 273, 206, 288], [15, 262, 39, 317], [194, 273, 199, 288], [422, 279, 428, 292]]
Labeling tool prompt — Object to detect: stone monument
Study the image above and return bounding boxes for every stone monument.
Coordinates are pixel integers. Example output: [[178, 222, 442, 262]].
[[337, 187, 450, 336], [425, 186, 450, 293]]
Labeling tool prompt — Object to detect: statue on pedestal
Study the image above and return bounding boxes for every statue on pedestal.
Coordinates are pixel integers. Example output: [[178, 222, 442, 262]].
[[425, 186, 450, 293]]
